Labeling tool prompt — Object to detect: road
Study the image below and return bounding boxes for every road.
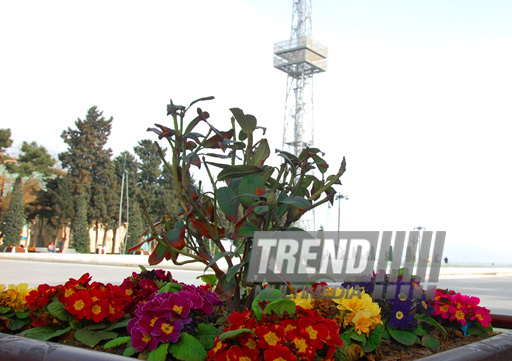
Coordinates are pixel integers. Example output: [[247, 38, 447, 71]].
[[1, 259, 511, 315]]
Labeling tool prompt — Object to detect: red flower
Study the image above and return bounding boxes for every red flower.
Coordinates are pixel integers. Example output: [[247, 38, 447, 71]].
[[255, 325, 284, 349], [66, 290, 91, 320], [263, 344, 297, 361]]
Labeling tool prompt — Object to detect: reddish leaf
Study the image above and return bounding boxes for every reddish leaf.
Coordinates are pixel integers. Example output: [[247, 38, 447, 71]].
[[155, 124, 176, 140], [127, 236, 153, 253], [255, 187, 266, 197], [202, 129, 235, 149], [148, 243, 168, 266]]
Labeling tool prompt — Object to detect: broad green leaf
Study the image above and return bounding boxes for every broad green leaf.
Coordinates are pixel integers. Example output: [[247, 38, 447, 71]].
[[47, 300, 74, 322], [0, 307, 12, 314], [263, 299, 296, 316], [254, 205, 269, 215], [250, 139, 270, 165], [104, 318, 131, 332], [104, 336, 131, 349], [387, 327, 418, 346], [219, 328, 255, 341], [421, 335, 440, 350], [362, 324, 384, 353], [158, 281, 183, 294], [123, 346, 138, 357], [230, 108, 257, 134], [168, 333, 206, 361], [14, 311, 30, 319], [279, 196, 311, 210], [196, 323, 222, 350], [349, 330, 367, 344], [74, 327, 118, 347], [20, 326, 72, 341], [196, 274, 218, 286], [216, 186, 239, 223], [237, 174, 264, 207], [218, 165, 263, 181], [148, 342, 169, 361], [226, 262, 245, 281], [236, 222, 259, 237], [6, 317, 29, 331]]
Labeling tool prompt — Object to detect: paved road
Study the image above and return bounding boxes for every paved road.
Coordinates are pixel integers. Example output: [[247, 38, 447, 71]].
[[1, 259, 511, 315], [0, 259, 204, 288]]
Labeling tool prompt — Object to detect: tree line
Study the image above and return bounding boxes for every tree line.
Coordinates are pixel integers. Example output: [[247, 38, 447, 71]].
[[0, 106, 178, 253]]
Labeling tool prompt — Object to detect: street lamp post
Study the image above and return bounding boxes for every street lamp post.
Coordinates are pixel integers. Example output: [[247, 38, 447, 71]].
[[336, 194, 349, 239]]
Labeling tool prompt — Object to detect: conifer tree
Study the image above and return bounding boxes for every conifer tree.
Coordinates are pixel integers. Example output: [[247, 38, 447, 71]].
[[126, 201, 143, 252], [71, 192, 90, 253], [1, 177, 24, 250]]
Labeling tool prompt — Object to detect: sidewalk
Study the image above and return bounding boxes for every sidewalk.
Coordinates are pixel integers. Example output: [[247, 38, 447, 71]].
[[2, 252, 512, 278]]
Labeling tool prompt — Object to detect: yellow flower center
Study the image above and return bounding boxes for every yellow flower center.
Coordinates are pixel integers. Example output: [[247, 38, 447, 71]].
[[173, 305, 183, 314], [92, 304, 102, 315], [150, 316, 158, 327], [161, 323, 174, 335], [263, 331, 280, 346], [293, 337, 308, 353], [74, 300, 85, 311], [305, 325, 319, 339], [142, 333, 151, 342], [396, 311, 404, 320]]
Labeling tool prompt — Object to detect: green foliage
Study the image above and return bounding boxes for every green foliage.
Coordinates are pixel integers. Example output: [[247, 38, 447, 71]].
[[73, 327, 118, 347], [0, 128, 13, 155], [134, 97, 346, 311], [103, 336, 131, 349], [1, 177, 25, 249], [19, 326, 72, 341], [5, 141, 55, 177], [71, 192, 91, 253], [168, 332, 207, 361], [59, 106, 113, 195]]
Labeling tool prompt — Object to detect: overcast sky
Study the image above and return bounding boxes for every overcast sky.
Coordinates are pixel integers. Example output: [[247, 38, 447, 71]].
[[1, 0, 512, 264]]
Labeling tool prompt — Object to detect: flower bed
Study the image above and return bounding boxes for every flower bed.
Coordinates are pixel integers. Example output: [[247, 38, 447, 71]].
[[0, 267, 504, 361]]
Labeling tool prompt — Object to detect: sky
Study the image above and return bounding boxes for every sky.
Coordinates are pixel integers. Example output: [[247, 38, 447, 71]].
[[1, 0, 512, 264]]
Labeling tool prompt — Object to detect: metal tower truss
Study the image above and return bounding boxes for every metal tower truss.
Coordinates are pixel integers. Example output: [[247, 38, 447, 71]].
[[274, 0, 327, 231]]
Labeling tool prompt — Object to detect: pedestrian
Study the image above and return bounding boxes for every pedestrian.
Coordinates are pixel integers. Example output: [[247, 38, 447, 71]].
[[48, 242, 56, 253]]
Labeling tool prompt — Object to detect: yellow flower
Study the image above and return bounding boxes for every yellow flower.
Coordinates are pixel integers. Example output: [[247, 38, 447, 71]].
[[288, 290, 313, 309], [333, 289, 373, 313], [352, 309, 373, 336]]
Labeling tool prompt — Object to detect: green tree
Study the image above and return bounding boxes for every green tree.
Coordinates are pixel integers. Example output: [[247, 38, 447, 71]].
[[71, 192, 90, 253], [0, 128, 13, 162], [126, 201, 144, 252], [1, 177, 24, 250], [59, 106, 113, 195], [5, 141, 55, 177]]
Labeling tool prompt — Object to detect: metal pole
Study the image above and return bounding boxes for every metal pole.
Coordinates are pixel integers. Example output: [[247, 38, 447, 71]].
[[123, 172, 129, 254], [117, 154, 126, 254]]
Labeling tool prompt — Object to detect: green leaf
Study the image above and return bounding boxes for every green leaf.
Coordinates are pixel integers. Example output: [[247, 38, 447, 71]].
[[421, 335, 440, 350], [217, 186, 239, 223], [349, 330, 367, 344], [148, 342, 169, 361], [6, 317, 30, 331], [219, 328, 255, 341], [196, 274, 218, 286], [237, 174, 264, 207], [420, 316, 448, 336], [104, 336, 131, 349], [230, 108, 257, 134], [20, 326, 72, 341], [218, 165, 263, 181], [250, 139, 270, 165], [47, 300, 75, 322], [413, 324, 428, 337], [236, 222, 259, 237], [226, 262, 245, 281], [74, 327, 118, 347], [0, 307, 12, 314], [387, 327, 418, 346], [104, 318, 131, 331], [14, 311, 30, 319], [263, 299, 296, 316], [362, 323, 384, 353], [196, 323, 222, 350], [279, 196, 311, 210], [158, 281, 184, 294], [168, 333, 207, 361], [254, 205, 269, 215], [123, 346, 138, 357]]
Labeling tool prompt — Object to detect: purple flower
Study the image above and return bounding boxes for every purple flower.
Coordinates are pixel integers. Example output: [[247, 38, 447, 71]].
[[389, 299, 414, 330], [152, 319, 183, 343]]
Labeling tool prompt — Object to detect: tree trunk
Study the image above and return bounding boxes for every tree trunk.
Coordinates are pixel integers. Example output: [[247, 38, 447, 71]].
[[95, 221, 100, 249], [102, 228, 108, 253], [111, 227, 117, 254]]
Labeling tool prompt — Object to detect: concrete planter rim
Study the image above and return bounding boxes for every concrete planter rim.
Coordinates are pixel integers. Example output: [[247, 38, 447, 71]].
[[1, 331, 512, 361]]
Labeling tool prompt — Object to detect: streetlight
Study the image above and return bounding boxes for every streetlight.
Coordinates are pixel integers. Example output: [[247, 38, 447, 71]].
[[336, 194, 349, 239]]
